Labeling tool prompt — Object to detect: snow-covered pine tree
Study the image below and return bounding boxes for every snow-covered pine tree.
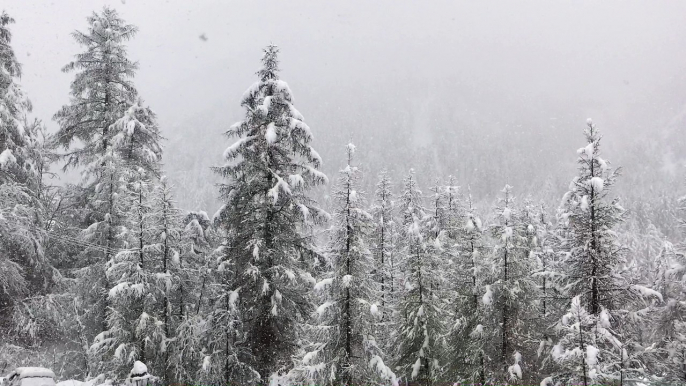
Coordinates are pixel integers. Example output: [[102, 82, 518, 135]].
[[146, 176, 184, 384], [531, 203, 560, 372], [52, 10, 164, 377], [98, 175, 183, 382], [0, 10, 52, 345], [94, 171, 163, 378], [442, 176, 465, 242], [52, 6, 137, 334], [558, 119, 625, 316], [212, 44, 328, 383], [543, 295, 600, 386], [394, 169, 444, 385], [487, 185, 539, 384], [54, 7, 140, 171], [293, 143, 396, 386], [170, 211, 225, 385], [370, 170, 399, 324], [367, 170, 402, 369], [553, 119, 656, 385], [652, 239, 686, 383], [443, 188, 487, 385]]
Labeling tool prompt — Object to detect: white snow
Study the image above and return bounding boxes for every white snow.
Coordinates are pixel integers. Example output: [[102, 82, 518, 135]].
[[109, 282, 135, 299], [502, 207, 511, 221], [229, 288, 240, 309], [314, 278, 333, 291], [298, 203, 310, 221], [470, 324, 484, 338], [552, 343, 564, 360], [482, 285, 493, 306], [130, 361, 147, 376], [597, 157, 609, 171], [288, 117, 312, 139], [309, 146, 322, 164], [599, 309, 612, 328], [56, 381, 89, 386], [577, 143, 594, 158], [369, 356, 398, 386], [223, 135, 254, 159], [411, 358, 422, 379], [346, 142, 356, 153], [302, 350, 317, 364], [561, 313, 571, 326], [288, 174, 304, 187], [502, 226, 513, 241], [342, 274, 353, 288], [0, 149, 16, 169], [537, 340, 546, 357], [465, 218, 475, 231], [370, 303, 379, 316], [580, 195, 589, 211], [316, 301, 333, 317], [13, 367, 56, 380], [586, 345, 599, 366], [590, 177, 604, 192], [417, 305, 425, 317], [508, 363, 522, 380], [632, 284, 663, 302], [265, 123, 277, 143]]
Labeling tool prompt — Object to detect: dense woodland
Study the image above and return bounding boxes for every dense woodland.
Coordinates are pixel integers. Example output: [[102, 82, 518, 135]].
[[2, 7, 686, 386]]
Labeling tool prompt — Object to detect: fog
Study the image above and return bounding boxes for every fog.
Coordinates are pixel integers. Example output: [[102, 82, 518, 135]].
[[6, 0, 686, 210]]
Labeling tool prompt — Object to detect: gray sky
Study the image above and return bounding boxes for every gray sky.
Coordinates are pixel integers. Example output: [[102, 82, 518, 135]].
[[7, 1, 686, 130], [5, 0, 686, 209]]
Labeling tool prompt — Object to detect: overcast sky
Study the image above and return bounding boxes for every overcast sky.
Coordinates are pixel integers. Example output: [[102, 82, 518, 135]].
[[5, 1, 686, 209], [6, 0, 686, 131]]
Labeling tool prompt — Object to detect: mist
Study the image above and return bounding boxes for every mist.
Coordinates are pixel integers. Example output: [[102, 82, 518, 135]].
[[7, 0, 686, 211]]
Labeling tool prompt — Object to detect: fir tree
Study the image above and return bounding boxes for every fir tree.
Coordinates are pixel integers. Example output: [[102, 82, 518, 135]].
[[52, 10, 163, 376], [558, 119, 626, 315], [294, 143, 396, 386], [0, 10, 52, 345], [212, 44, 328, 382], [553, 119, 649, 385], [369, 170, 398, 323], [488, 185, 539, 384], [394, 169, 444, 385]]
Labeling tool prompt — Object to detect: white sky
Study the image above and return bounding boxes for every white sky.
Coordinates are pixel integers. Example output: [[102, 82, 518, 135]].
[[5, 1, 686, 208], [6, 0, 686, 133]]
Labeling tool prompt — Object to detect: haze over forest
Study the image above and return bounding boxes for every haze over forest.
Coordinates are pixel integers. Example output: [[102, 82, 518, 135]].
[[7, 0, 686, 214]]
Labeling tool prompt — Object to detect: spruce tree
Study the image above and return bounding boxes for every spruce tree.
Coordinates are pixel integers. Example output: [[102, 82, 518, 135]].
[[213, 44, 328, 382], [0, 10, 52, 345], [651, 235, 686, 382], [53, 10, 163, 375], [294, 143, 396, 386], [394, 169, 444, 385], [369, 170, 398, 324], [558, 119, 625, 315], [553, 119, 645, 385], [487, 185, 538, 384]]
